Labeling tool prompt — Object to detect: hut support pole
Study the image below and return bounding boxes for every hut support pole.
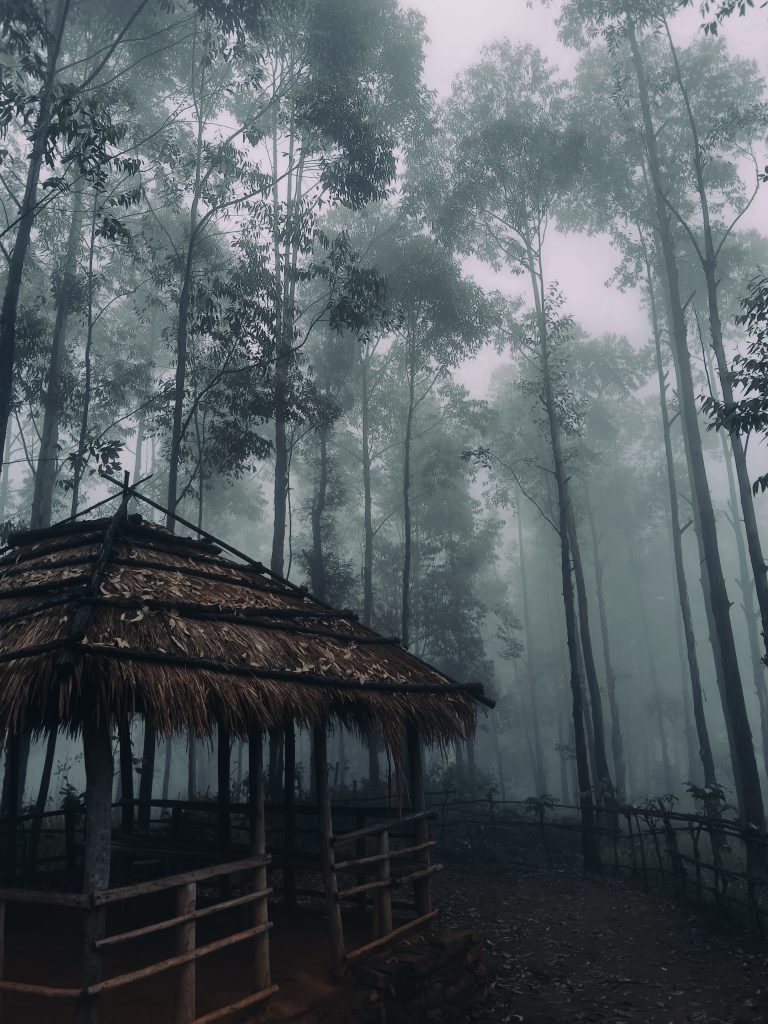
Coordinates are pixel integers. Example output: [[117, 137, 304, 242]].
[[3, 733, 19, 883], [283, 719, 296, 907], [406, 725, 431, 917], [76, 715, 113, 1024], [118, 718, 134, 835], [314, 724, 345, 977], [217, 725, 231, 848], [249, 729, 271, 990]]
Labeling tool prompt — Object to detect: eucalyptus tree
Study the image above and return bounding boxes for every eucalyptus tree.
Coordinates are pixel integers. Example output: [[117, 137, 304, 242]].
[[422, 41, 609, 851], [559, 0, 764, 829], [253, 0, 428, 578]]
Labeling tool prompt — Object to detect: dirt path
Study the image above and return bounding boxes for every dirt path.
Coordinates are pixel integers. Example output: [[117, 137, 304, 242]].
[[435, 868, 768, 1024]]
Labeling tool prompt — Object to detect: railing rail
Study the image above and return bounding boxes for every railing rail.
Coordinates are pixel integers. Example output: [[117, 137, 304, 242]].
[[0, 856, 277, 1023]]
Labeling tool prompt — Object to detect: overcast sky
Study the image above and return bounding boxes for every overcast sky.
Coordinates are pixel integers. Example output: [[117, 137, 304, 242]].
[[406, 0, 768, 395]]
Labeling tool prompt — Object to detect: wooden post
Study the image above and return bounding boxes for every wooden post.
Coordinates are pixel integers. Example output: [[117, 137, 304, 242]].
[[314, 723, 345, 977], [283, 719, 296, 907], [175, 882, 196, 1023], [217, 724, 231, 849], [249, 729, 270, 990], [375, 829, 392, 938], [118, 717, 134, 835], [76, 714, 114, 1024], [3, 732, 19, 883], [406, 725, 431, 916], [0, 898, 6, 1022]]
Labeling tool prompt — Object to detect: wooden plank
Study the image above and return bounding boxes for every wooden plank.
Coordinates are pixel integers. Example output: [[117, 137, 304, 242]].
[[345, 910, 440, 963], [87, 924, 273, 995], [192, 985, 279, 1024], [332, 811, 434, 847], [336, 880, 390, 901], [335, 841, 435, 873], [92, 855, 269, 904], [0, 980, 80, 998], [95, 889, 272, 948], [176, 882, 196, 1024]]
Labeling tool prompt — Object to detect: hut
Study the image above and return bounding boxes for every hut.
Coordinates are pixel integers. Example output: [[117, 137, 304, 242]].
[[0, 478, 491, 1023]]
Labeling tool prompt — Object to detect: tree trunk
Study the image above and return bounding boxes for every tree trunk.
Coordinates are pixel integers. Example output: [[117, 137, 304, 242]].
[[516, 502, 548, 794], [31, 184, 85, 528], [628, 19, 764, 829], [138, 722, 155, 829], [585, 492, 625, 795], [70, 196, 99, 518], [310, 424, 329, 600], [401, 344, 416, 649], [361, 350, 374, 626], [567, 504, 614, 797], [0, 428, 12, 520], [0, 0, 69, 483], [647, 255, 718, 790]]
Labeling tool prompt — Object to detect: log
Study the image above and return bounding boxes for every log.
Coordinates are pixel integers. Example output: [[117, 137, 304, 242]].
[[332, 811, 434, 847], [345, 909, 439, 963], [95, 889, 272, 948], [334, 841, 435, 872], [92, 855, 268, 905], [192, 985, 279, 1024], [336, 879, 390, 901], [86, 924, 273, 995], [375, 830, 392, 938]]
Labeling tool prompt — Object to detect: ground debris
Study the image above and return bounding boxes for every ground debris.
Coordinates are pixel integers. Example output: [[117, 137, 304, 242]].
[[434, 868, 768, 1023]]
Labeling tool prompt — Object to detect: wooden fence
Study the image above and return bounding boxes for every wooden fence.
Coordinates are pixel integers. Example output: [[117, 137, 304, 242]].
[[0, 856, 275, 1023], [424, 791, 768, 936]]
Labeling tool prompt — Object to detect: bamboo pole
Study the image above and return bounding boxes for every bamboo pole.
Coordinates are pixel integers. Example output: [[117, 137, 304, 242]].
[[249, 729, 270, 990], [175, 882, 196, 1024], [406, 726, 431, 916], [283, 719, 296, 907], [313, 724, 345, 976], [75, 714, 113, 1024]]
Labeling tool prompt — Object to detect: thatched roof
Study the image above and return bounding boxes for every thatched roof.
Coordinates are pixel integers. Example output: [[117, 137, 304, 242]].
[[0, 505, 489, 750]]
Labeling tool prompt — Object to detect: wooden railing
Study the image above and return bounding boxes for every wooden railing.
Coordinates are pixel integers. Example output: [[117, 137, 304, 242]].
[[0, 855, 277, 1023], [330, 810, 441, 962]]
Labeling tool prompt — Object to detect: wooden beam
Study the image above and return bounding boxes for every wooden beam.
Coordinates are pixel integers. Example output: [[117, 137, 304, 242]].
[[314, 724, 345, 977], [191, 986, 279, 1024], [345, 909, 439, 963], [92, 855, 269, 906], [176, 882, 196, 1024]]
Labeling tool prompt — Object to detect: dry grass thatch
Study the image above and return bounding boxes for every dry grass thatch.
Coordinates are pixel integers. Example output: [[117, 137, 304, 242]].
[[0, 513, 486, 750]]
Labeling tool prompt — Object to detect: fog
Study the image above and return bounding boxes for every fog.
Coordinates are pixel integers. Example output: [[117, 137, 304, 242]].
[[3, 0, 768, 831]]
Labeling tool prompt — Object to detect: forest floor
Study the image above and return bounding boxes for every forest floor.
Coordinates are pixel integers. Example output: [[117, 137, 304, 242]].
[[435, 866, 768, 1024]]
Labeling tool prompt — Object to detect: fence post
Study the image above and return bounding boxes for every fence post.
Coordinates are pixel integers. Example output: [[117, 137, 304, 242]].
[[176, 882, 196, 1024], [249, 728, 271, 991], [375, 829, 392, 938], [314, 724, 345, 977]]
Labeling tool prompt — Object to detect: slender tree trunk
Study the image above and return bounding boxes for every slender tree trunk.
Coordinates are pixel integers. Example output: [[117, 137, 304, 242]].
[[585, 492, 625, 795], [0, 0, 70, 482], [628, 19, 764, 829], [401, 344, 416, 648], [361, 351, 374, 626], [567, 504, 614, 797], [187, 732, 196, 801], [31, 185, 85, 528], [0, 426, 12, 520], [70, 197, 99, 518], [647, 255, 718, 789], [516, 502, 548, 794], [665, 22, 768, 678], [27, 726, 58, 870], [310, 424, 329, 600], [161, 739, 172, 801]]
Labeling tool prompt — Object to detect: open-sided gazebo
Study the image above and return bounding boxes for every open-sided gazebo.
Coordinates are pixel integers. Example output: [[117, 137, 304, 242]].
[[0, 479, 490, 1023]]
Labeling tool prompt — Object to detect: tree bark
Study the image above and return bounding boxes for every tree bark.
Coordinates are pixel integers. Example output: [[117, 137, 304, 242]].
[[361, 349, 374, 626], [401, 342, 416, 649], [516, 501, 548, 794], [628, 19, 764, 829], [0, 0, 70, 484], [31, 184, 85, 528], [309, 424, 329, 600], [584, 491, 625, 795]]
